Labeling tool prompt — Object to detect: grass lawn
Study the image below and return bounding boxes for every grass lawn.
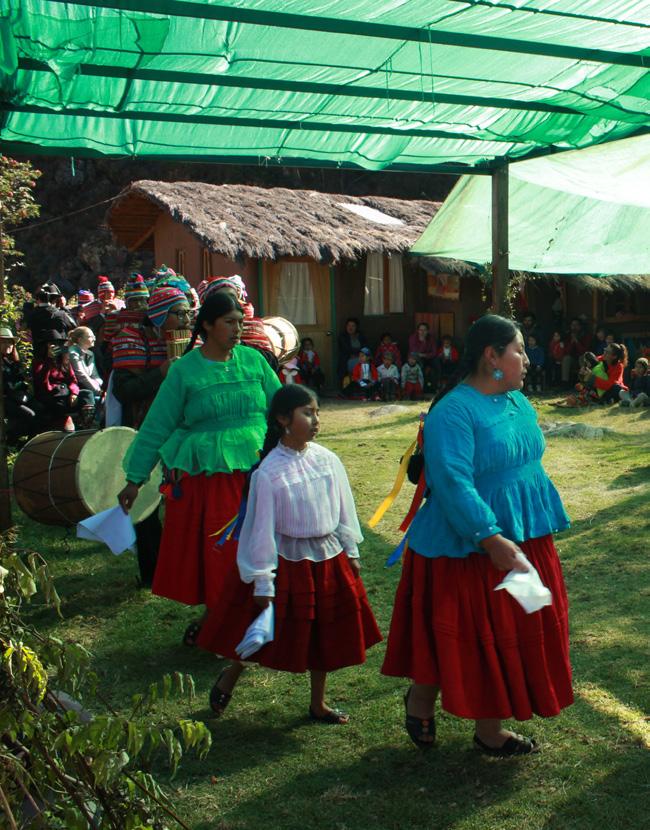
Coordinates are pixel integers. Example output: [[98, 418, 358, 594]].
[[17, 398, 650, 830]]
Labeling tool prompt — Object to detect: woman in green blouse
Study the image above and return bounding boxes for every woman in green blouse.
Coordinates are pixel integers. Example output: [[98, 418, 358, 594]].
[[118, 292, 281, 644]]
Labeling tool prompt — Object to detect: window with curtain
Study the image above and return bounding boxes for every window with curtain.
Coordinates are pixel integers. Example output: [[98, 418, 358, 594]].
[[277, 262, 317, 324], [364, 253, 404, 314]]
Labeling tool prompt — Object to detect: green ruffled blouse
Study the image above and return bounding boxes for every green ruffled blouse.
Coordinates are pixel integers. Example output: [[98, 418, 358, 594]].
[[124, 345, 281, 484]]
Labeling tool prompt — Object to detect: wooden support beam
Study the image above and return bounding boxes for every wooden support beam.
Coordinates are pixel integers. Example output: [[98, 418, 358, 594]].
[[491, 164, 509, 315]]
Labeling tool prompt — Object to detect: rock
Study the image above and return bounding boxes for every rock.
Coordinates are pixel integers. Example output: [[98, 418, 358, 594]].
[[540, 421, 612, 439], [367, 405, 410, 418]]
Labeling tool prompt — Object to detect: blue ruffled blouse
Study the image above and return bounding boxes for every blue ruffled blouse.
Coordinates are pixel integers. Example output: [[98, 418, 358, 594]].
[[407, 384, 569, 558]]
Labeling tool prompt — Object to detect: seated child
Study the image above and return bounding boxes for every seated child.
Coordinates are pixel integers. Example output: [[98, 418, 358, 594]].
[[525, 334, 545, 393], [297, 337, 324, 392], [401, 353, 424, 401], [436, 335, 459, 387], [566, 352, 607, 406], [376, 353, 400, 401], [348, 348, 379, 400], [619, 357, 650, 407], [278, 357, 303, 385], [374, 332, 402, 369]]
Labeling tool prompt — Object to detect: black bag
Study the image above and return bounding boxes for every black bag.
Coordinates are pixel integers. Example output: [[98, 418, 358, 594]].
[[406, 448, 424, 484]]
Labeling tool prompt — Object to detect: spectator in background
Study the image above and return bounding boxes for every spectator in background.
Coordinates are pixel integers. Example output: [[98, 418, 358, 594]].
[[525, 334, 545, 393], [337, 318, 368, 383], [408, 322, 437, 391], [620, 358, 650, 408], [590, 342, 628, 404], [377, 352, 400, 401], [374, 332, 402, 369], [26, 283, 75, 346], [67, 326, 103, 406], [348, 347, 378, 400], [591, 326, 607, 356], [561, 318, 591, 386], [436, 335, 459, 388], [1, 327, 38, 445], [520, 312, 541, 345], [279, 357, 303, 385], [401, 353, 424, 400], [548, 331, 564, 388], [32, 335, 95, 431], [297, 337, 324, 393]]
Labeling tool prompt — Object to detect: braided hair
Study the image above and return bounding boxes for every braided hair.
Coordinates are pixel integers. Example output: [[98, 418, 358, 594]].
[[431, 314, 519, 408], [260, 385, 318, 461], [184, 291, 243, 354]]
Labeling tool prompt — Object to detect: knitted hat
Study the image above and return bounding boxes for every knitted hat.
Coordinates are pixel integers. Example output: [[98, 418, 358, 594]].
[[188, 287, 200, 310], [97, 276, 115, 298], [147, 285, 187, 328], [155, 264, 177, 281], [125, 274, 149, 302], [78, 289, 94, 304], [198, 275, 248, 305]]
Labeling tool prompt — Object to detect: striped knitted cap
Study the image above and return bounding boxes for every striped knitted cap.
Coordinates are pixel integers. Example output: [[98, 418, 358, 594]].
[[125, 274, 149, 301], [198, 275, 248, 305], [97, 275, 115, 297], [147, 285, 187, 328], [78, 289, 94, 304]]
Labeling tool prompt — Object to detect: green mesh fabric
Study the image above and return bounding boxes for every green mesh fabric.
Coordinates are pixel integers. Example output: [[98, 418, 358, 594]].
[[1, 1, 649, 171]]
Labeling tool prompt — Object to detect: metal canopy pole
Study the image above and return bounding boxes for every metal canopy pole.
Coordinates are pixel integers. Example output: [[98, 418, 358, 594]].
[[491, 163, 509, 315]]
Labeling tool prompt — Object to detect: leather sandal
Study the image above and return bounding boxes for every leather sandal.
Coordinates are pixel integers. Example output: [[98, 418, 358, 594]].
[[209, 671, 232, 717], [473, 733, 538, 757], [404, 687, 435, 750], [308, 707, 350, 725]]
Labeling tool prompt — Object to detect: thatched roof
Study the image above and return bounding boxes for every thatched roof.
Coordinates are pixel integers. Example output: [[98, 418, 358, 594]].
[[107, 181, 440, 264], [415, 256, 650, 292]]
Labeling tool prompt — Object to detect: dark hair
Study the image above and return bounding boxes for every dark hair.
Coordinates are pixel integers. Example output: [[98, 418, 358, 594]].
[[417, 321, 429, 330], [185, 292, 242, 353], [300, 337, 314, 350], [380, 331, 392, 340], [432, 314, 519, 407], [344, 317, 359, 331], [583, 351, 598, 369], [608, 343, 628, 366], [522, 311, 536, 322], [260, 385, 318, 460]]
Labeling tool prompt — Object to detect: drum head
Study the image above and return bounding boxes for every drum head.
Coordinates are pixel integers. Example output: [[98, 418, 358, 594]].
[[76, 427, 162, 524]]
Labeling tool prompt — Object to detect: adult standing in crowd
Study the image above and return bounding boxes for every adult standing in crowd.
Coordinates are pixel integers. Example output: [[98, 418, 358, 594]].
[[117, 292, 281, 645], [408, 321, 437, 391], [382, 315, 573, 755], [561, 317, 591, 386], [26, 283, 75, 346], [337, 317, 368, 382], [1, 326, 38, 444]]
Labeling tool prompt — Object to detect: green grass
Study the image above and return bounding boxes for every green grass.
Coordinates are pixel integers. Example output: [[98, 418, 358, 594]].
[[18, 398, 650, 830]]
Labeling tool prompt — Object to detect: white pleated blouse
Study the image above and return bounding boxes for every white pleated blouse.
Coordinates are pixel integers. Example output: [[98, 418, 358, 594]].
[[237, 442, 363, 596]]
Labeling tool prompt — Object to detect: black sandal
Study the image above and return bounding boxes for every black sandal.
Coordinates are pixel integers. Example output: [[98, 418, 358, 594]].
[[209, 672, 232, 717], [182, 620, 202, 647], [403, 688, 436, 750], [473, 733, 538, 757], [309, 707, 350, 725]]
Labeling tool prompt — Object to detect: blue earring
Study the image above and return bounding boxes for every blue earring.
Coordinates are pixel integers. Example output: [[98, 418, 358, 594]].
[[493, 368, 504, 381]]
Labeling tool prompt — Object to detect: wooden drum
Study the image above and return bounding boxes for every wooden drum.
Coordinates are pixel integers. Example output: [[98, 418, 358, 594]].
[[12, 427, 162, 527], [261, 316, 300, 365]]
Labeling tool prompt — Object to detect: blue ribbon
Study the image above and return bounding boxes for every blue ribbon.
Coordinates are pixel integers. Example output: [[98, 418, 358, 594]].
[[385, 534, 407, 568]]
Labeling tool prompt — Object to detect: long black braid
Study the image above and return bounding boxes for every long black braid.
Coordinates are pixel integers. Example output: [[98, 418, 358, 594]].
[[184, 292, 243, 354]]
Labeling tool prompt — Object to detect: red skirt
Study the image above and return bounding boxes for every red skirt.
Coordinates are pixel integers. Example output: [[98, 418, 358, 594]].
[[152, 471, 245, 607], [197, 552, 383, 673], [381, 535, 573, 721]]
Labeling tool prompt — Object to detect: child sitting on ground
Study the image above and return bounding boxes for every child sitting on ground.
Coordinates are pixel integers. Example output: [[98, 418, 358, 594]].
[[376, 352, 400, 401], [565, 352, 608, 406], [349, 348, 379, 400], [525, 334, 545, 393], [619, 357, 650, 408], [436, 335, 459, 388], [297, 337, 325, 393], [401, 352, 424, 401], [374, 332, 402, 369]]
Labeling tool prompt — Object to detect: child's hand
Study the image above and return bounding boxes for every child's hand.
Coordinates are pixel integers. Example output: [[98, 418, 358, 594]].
[[254, 595, 273, 609], [347, 557, 361, 578]]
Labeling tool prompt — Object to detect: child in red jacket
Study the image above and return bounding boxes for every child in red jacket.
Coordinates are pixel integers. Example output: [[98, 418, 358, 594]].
[[436, 335, 459, 387], [348, 348, 378, 400], [593, 342, 628, 403]]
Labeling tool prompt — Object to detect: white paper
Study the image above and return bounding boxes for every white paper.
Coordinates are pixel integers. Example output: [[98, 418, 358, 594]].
[[494, 552, 552, 614], [235, 605, 274, 660], [77, 506, 136, 555]]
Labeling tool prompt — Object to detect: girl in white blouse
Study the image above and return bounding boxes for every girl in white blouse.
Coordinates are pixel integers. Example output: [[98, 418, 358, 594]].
[[197, 385, 382, 724]]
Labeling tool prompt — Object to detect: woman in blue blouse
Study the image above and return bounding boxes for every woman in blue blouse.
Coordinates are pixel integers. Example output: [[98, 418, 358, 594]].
[[382, 315, 573, 755]]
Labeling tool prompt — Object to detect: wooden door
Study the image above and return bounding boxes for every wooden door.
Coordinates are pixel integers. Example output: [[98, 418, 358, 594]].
[[264, 259, 333, 387]]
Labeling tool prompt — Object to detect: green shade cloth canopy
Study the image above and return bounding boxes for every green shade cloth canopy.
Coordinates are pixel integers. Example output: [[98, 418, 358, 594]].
[[1, 0, 650, 172], [411, 132, 650, 273]]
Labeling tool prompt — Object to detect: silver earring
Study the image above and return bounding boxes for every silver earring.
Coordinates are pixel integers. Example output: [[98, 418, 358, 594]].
[[492, 368, 504, 380], [285, 426, 291, 435]]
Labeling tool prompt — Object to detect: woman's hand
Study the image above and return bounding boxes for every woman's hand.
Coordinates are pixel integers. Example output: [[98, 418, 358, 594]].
[[347, 557, 361, 578], [253, 595, 273, 609], [481, 534, 528, 572], [117, 482, 140, 514]]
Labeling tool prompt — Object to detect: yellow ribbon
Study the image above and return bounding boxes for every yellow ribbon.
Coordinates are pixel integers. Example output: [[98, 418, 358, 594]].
[[209, 514, 237, 539], [368, 438, 417, 528]]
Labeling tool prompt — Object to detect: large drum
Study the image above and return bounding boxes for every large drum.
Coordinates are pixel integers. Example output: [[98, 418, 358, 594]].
[[262, 316, 300, 364], [12, 427, 162, 527]]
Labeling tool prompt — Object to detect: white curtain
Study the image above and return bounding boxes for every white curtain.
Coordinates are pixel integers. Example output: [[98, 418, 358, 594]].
[[388, 254, 404, 312], [364, 252, 384, 315], [277, 262, 316, 324]]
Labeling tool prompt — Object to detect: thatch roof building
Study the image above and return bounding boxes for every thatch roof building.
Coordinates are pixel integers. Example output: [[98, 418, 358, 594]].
[[107, 180, 440, 264]]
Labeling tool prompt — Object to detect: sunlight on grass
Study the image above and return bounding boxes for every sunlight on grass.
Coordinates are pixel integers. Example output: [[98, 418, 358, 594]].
[[577, 684, 650, 748]]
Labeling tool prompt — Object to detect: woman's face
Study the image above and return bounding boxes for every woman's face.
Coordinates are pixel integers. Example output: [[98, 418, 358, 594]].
[[417, 324, 428, 339], [202, 309, 244, 351], [0, 342, 14, 356], [346, 320, 357, 335], [604, 345, 618, 364], [80, 330, 95, 350], [494, 333, 529, 390], [163, 302, 192, 332]]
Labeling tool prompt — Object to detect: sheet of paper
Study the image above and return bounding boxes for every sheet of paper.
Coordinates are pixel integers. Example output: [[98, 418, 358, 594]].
[[77, 506, 136, 555], [235, 604, 274, 660]]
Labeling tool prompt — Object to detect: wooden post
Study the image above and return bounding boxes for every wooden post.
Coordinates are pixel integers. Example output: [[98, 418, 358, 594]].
[[491, 164, 509, 314], [0, 217, 13, 531]]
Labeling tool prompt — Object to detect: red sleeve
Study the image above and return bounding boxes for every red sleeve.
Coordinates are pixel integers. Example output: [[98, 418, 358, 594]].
[[313, 352, 320, 367], [451, 347, 459, 361], [351, 364, 361, 381], [594, 362, 624, 391], [32, 362, 54, 394]]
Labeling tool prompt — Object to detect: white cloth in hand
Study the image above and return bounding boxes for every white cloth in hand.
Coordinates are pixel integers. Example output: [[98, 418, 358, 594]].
[[494, 551, 552, 614], [77, 506, 136, 555], [235, 605, 275, 660]]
